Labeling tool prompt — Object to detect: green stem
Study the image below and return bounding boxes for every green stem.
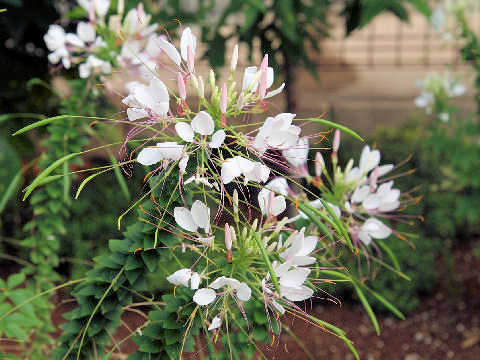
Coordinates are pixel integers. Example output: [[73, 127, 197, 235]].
[[252, 232, 281, 295], [76, 266, 126, 360]]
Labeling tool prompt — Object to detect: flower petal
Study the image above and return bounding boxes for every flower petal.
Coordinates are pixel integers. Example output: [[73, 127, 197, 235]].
[[279, 269, 308, 288], [137, 147, 163, 165], [191, 111, 214, 135], [191, 200, 210, 233], [127, 107, 148, 121], [235, 282, 252, 301], [208, 316, 222, 331], [179, 155, 189, 173], [158, 38, 181, 66], [264, 83, 285, 99], [77, 22, 96, 43], [166, 268, 191, 286], [282, 284, 314, 302], [180, 27, 196, 61], [221, 158, 242, 184], [190, 272, 201, 290], [210, 130, 226, 148], [209, 276, 229, 289], [174, 207, 198, 232], [176, 122, 194, 142], [193, 288, 216, 306], [274, 261, 292, 278]]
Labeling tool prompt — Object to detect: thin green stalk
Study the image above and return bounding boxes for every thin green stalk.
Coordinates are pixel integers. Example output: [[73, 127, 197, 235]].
[[76, 266, 125, 360], [252, 232, 281, 295]]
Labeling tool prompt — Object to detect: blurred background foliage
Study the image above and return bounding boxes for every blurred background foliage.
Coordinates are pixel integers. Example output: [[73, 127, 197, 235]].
[[1, 0, 478, 322]]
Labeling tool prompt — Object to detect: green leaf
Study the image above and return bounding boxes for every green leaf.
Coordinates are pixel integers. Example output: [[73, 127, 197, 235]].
[[141, 251, 159, 273], [352, 282, 380, 335], [6, 273, 25, 290], [4, 322, 27, 340], [407, 0, 432, 18], [12, 115, 70, 135], [75, 168, 112, 199], [319, 199, 354, 253], [377, 240, 401, 272], [296, 118, 363, 141], [0, 169, 21, 213], [362, 284, 405, 320], [23, 152, 79, 200]]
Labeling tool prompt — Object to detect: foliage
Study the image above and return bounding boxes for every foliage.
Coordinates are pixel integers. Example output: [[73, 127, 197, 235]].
[[201, 0, 431, 111]]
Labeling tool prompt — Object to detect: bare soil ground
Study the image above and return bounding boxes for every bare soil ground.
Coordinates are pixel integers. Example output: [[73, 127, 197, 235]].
[[265, 239, 480, 360]]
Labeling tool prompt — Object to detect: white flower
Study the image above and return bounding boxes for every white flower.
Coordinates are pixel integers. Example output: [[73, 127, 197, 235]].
[[158, 38, 181, 66], [359, 145, 381, 174], [174, 200, 210, 234], [209, 276, 252, 301], [137, 142, 184, 165], [280, 228, 318, 266], [78, 55, 111, 78], [450, 82, 466, 97], [193, 288, 216, 306], [257, 177, 289, 216], [282, 137, 309, 168], [166, 268, 201, 290], [242, 66, 285, 99], [357, 218, 392, 245], [415, 91, 434, 109], [431, 5, 446, 34], [123, 78, 170, 120], [254, 113, 301, 154], [78, 0, 110, 18], [123, 5, 155, 37], [180, 27, 196, 61], [44, 25, 71, 68], [44, 25, 66, 51], [439, 112, 450, 122], [77, 22, 96, 43], [280, 284, 314, 302], [193, 276, 252, 306], [221, 156, 270, 185], [267, 261, 314, 302], [208, 316, 222, 331], [361, 181, 400, 212], [175, 111, 226, 149]]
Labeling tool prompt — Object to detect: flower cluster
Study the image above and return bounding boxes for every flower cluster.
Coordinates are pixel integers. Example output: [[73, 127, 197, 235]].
[[103, 24, 415, 346], [431, 0, 480, 40], [414, 72, 466, 120], [44, 1, 162, 79]]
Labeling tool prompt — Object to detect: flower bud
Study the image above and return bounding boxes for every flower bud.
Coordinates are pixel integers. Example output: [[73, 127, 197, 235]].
[[233, 189, 239, 215], [187, 45, 195, 73], [258, 54, 268, 101], [228, 81, 236, 93], [88, 2, 96, 23], [229, 226, 236, 243], [209, 69, 216, 91], [118, 0, 124, 15], [236, 93, 245, 110], [315, 152, 324, 178], [333, 130, 340, 153], [220, 83, 227, 114], [244, 70, 262, 93], [177, 73, 186, 100], [370, 166, 379, 191], [198, 75, 204, 98], [224, 223, 232, 250], [191, 74, 198, 90], [230, 44, 238, 72]]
